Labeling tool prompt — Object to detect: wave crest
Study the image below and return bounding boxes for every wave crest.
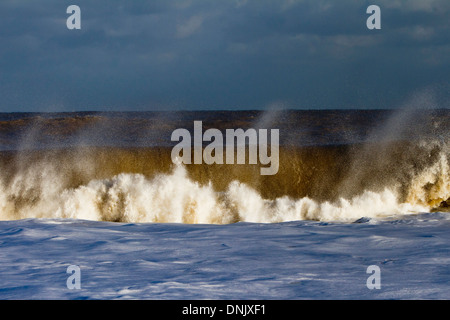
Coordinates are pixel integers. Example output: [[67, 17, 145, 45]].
[[0, 144, 447, 223]]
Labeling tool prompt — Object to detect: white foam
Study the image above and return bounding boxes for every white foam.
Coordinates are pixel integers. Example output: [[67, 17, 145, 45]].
[[0, 157, 443, 223]]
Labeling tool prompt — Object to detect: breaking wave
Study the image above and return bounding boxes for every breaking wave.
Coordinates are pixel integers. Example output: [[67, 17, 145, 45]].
[[0, 141, 448, 223]]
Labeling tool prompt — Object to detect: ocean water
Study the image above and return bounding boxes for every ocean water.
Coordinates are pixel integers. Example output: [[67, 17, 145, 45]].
[[0, 109, 449, 299]]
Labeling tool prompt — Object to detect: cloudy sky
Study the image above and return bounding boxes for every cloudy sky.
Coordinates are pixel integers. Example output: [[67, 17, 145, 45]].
[[0, 0, 449, 112]]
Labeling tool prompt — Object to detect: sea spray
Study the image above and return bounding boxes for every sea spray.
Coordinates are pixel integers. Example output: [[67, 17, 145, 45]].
[[0, 110, 448, 223], [0, 153, 444, 223]]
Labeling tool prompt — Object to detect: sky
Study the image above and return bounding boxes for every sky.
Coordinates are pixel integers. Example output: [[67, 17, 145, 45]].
[[0, 0, 449, 112]]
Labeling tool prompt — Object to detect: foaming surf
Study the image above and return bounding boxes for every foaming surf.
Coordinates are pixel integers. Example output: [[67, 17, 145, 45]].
[[0, 109, 448, 224], [0, 144, 447, 223]]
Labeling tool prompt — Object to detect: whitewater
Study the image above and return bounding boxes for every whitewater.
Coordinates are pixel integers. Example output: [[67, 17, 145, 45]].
[[0, 158, 447, 223], [0, 109, 449, 299]]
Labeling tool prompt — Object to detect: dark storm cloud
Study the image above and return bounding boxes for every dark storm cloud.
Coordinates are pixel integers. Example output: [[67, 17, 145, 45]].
[[0, 0, 449, 111]]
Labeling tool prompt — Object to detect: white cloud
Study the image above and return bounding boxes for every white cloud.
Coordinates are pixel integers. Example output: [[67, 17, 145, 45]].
[[176, 14, 204, 38], [377, 0, 449, 12], [408, 26, 435, 41]]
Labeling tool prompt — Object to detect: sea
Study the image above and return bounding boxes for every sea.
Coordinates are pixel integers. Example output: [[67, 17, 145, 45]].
[[0, 109, 449, 299]]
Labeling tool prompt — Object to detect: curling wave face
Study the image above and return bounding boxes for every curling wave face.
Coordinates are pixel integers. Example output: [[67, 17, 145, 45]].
[[0, 141, 448, 223]]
